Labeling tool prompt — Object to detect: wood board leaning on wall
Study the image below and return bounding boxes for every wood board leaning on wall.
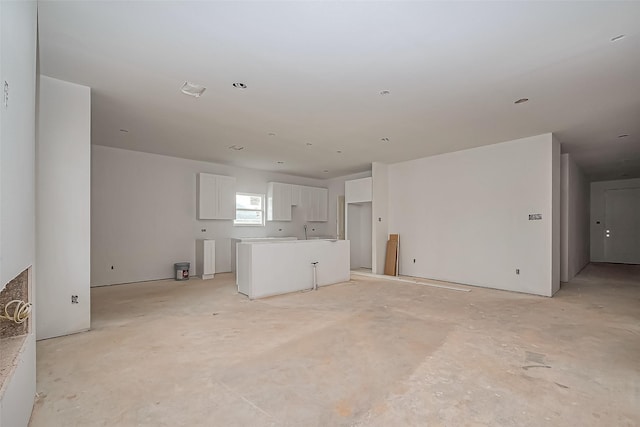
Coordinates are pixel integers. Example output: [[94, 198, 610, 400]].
[[384, 234, 399, 276]]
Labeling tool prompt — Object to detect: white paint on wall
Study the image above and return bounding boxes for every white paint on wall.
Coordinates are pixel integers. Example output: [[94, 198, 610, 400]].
[[347, 202, 372, 269], [560, 155, 569, 282], [551, 136, 561, 294], [591, 178, 640, 262], [387, 134, 559, 297], [36, 76, 91, 340], [0, 1, 37, 290], [560, 154, 590, 282], [0, 1, 37, 426], [92, 146, 368, 286], [371, 162, 389, 275]]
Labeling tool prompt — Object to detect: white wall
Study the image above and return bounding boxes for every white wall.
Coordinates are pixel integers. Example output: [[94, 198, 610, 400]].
[[347, 202, 372, 269], [371, 162, 389, 275], [0, 2, 37, 426], [92, 146, 368, 286], [591, 177, 640, 262], [36, 76, 91, 340], [551, 136, 561, 294], [560, 154, 590, 282], [560, 155, 569, 282], [0, 2, 37, 291], [345, 176, 373, 269], [387, 134, 559, 297]]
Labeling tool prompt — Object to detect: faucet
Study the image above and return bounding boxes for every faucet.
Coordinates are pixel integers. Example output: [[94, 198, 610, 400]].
[[304, 224, 308, 240]]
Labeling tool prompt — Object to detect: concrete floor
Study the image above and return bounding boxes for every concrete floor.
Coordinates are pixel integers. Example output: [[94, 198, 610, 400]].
[[30, 263, 639, 426]]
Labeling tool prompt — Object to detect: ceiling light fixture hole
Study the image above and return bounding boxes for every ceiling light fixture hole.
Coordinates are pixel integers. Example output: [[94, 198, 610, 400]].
[[181, 81, 206, 98]]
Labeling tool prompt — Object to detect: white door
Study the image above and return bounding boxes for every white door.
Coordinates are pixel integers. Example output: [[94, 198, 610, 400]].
[[604, 188, 640, 264]]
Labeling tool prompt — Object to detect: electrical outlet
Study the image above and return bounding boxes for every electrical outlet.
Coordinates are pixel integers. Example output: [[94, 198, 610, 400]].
[[71, 295, 79, 304], [516, 269, 520, 275]]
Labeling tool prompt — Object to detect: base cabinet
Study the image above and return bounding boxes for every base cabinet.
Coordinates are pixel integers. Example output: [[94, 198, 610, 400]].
[[196, 239, 215, 280]]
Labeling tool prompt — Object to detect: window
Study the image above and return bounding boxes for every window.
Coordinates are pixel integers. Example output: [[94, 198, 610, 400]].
[[234, 193, 265, 226]]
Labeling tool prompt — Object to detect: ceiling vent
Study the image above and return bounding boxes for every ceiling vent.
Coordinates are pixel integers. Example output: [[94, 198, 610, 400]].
[[180, 81, 206, 98]]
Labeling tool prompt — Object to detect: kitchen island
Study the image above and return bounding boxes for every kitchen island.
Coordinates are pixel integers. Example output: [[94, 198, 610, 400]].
[[237, 239, 350, 299]]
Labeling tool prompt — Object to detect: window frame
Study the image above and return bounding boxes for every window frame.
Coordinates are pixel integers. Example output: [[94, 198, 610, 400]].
[[233, 192, 266, 227]]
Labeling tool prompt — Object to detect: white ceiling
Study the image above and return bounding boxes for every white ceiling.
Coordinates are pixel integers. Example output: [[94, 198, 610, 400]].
[[38, 1, 640, 180]]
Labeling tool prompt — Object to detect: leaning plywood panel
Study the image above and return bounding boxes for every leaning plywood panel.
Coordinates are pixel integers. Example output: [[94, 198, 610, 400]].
[[384, 234, 399, 276]]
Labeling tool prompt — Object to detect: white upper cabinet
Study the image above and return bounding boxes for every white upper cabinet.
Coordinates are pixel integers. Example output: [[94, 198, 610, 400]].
[[291, 184, 302, 206], [267, 182, 328, 222], [345, 177, 372, 203], [302, 186, 328, 222], [197, 173, 236, 220], [316, 187, 328, 222], [267, 182, 292, 221]]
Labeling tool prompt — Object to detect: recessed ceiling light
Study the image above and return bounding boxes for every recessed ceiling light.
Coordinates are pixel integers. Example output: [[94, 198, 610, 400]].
[[618, 134, 629, 138], [277, 161, 284, 164], [119, 129, 129, 133], [381, 137, 390, 142], [611, 34, 625, 42], [228, 145, 244, 151], [180, 81, 206, 98], [514, 98, 529, 104], [233, 82, 247, 89], [379, 90, 391, 96]]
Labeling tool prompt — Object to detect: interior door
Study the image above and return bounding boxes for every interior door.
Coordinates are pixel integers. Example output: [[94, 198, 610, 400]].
[[604, 188, 640, 264]]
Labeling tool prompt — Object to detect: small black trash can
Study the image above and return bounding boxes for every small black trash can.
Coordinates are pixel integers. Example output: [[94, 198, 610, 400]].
[[174, 262, 190, 281]]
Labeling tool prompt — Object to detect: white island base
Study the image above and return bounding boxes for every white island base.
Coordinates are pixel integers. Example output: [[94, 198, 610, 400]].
[[237, 239, 350, 299]]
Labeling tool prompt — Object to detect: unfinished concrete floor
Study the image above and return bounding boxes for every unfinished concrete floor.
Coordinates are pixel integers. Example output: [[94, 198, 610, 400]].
[[30, 263, 639, 426]]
